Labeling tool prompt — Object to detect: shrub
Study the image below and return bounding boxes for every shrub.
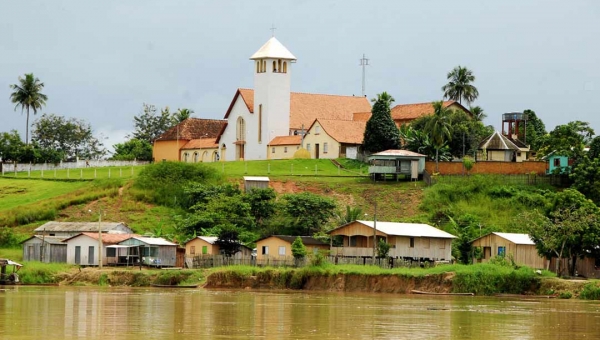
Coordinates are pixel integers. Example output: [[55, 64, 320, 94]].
[[579, 282, 600, 300]]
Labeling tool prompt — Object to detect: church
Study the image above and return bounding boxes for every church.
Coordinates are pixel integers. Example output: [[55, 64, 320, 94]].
[[153, 36, 371, 162], [152, 37, 468, 162]]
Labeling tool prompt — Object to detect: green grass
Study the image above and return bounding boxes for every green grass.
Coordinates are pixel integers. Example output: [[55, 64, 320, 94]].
[[0, 247, 23, 261], [17, 261, 75, 284], [1, 166, 141, 180], [203, 159, 366, 177], [0, 178, 90, 212]]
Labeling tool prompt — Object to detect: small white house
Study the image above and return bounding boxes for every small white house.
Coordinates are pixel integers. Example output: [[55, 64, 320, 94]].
[[63, 233, 136, 266]]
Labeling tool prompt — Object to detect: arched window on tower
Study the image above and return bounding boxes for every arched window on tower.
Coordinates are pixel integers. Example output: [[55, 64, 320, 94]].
[[283, 62, 287, 73], [272, 60, 277, 73], [256, 61, 260, 73], [236, 117, 246, 141], [278, 59, 282, 73], [262, 60, 266, 73]]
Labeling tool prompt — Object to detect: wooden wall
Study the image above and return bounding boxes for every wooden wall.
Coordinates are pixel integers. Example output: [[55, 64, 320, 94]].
[[472, 234, 546, 269], [22, 238, 67, 263]]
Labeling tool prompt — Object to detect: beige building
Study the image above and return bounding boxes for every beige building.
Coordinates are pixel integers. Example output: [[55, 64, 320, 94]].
[[255, 235, 329, 261], [180, 139, 220, 163], [302, 119, 366, 159], [184, 236, 253, 258], [267, 136, 301, 159], [153, 118, 226, 162], [471, 232, 546, 269], [328, 220, 456, 261], [477, 131, 530, 162]]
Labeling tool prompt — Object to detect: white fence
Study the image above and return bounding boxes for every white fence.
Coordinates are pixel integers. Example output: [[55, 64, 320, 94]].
[[1, 160, 148, 175]]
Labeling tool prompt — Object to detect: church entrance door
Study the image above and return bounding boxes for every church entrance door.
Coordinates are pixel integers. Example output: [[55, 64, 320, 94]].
[[315, 144, 320, 159], [237, 144, 245, 160]]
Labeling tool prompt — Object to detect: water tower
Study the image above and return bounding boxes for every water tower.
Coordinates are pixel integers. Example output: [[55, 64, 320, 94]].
[[502, 112, 529, 143]]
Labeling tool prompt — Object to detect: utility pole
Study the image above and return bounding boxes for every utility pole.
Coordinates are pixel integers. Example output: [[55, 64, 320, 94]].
[[359, 54, 369, 97], [372, 202, 377, 263], [98, 209, 103, 269]]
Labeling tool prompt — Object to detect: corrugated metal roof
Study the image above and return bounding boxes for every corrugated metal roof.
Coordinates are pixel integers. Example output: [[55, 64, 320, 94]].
[[197, 236, 218, 244], [493, 232, 535, 245], [351, 221, 457, 239], [255, 235, 328, 246], [244, 176, 270, 182], [370, 150, 426, 157], [130, 237, 177, 246], [62, 233, 138, 245], [24, 236, 68, 245], [35, 221, 130, 233]]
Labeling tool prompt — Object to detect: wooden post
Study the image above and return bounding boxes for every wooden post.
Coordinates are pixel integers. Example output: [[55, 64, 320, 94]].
[[372, 202, 377, 263]]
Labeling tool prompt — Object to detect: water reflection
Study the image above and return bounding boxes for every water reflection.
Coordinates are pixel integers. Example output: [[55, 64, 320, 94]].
[[1, 286, 599, 339]]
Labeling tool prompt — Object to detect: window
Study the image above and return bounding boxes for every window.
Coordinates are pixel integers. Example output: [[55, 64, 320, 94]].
[[106, 247, 116, 257], [279, 246, 286, 256], [307, 144, 311, 151], [315, 126, 320, 134], [409, 237, 415, 248], [262, 246, 269, 255], [284, 147, 288, 153], [554, 158, 561, 167], [323, 142, 328, 153], [258, 104, 262, 143], [256, 61, 260, 73], [283, 61, 287, 73], [272, 60, 277, 72], [262, 60, 266, 73], [202, 246, 208, 255], [190, 246, 195, 255], [498, 246, 506, 256], [236, 117, 246, 141], [272, 147, 275, 153], [184, 152, 189, 162], [193, 152, 199, 163]]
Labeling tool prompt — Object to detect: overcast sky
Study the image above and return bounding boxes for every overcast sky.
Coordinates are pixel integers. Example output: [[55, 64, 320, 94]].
[[1, 1, 599, 151]]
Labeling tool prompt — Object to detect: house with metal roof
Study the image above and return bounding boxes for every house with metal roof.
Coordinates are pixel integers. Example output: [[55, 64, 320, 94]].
[[184, 236, 253, 258], [21, 236, 67, 263], [477, 131, 530, 162], [328, 220, 456, 261], [255, 235, 329, 261], [118, 236, 178, 267], [470, 232, 546, 269], [367, 149, 427, 181], [34, 221, 133, 238], [62, 233, 137, 266]]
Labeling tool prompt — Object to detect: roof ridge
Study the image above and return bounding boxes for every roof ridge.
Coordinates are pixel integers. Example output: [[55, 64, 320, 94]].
[[392, 100, 454, 108], [291, 91, 368, 98]]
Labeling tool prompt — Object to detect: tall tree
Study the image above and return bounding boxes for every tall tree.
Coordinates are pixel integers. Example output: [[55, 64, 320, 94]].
[[0, 130, 25, 162], [442, 66, 479, 105], [32, 113, 106, 160], [517, 109, 546, 151], [363, 92, 400, 153], [111, 138, 153, 161], [9, 73, 48, 145], [425, 101, 453, 172], [538, 121, 594, 161], [281, 192, 337, 235], [131, 104, 177, 144], [587, 135, 600, 159], [174, 108, 194, 123]]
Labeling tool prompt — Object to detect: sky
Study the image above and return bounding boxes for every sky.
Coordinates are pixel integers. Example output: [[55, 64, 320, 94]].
[[1, 1, 599, 153]]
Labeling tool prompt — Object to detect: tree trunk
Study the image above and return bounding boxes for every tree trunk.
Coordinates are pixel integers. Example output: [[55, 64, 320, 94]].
[[25, 106, 30, 145], [570, 256, 577, 277]]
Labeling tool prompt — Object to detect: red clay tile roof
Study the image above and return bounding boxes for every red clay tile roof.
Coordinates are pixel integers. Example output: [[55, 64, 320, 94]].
[[267, 135, 302, 146], [155, 118, 227, 141], [310, 119, 367, 144], [181, 138, 218, 150], [352, 112, 372, 121], [73, 233, 138, 245], [391, 101, 456, 121], [225, 89, 371, 130]]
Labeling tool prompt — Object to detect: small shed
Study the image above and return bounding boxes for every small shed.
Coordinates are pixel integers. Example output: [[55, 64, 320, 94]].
[[243, 176, 270, 192], [21, 236, 67, 263], [34, 221, 133, 238], [368, 150, 426, 180], [184, 236, 252, 259], [118, 236, 178, 267], [542, 151, 570, 174], [471, 232, 546, 269], [255, 235, 329, 261]]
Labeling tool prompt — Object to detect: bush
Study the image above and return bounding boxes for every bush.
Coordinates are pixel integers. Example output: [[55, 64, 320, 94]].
[[579, 282, 600, 300]]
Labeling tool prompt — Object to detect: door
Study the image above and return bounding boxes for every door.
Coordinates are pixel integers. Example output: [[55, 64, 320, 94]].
[[315, 144, 320, 159], [75, 246, 81, 264], [483, 246, 491, 260], [88, 246, 95, 265], [28, 246, 34, 261]]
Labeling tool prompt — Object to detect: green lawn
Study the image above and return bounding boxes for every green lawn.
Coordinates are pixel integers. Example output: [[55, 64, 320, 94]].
[[0, 178, 90, 212], [203, 159, 368, 177], [1, 166, 141, 180]]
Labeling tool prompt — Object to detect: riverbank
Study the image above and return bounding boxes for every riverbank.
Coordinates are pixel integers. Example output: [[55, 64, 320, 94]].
[[13, 262, 599, 299]]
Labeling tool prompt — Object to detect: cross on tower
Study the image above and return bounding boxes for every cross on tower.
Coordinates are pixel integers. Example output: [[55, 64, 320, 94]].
[[359, 54, 370, 97], [270, 24, 277, 37]]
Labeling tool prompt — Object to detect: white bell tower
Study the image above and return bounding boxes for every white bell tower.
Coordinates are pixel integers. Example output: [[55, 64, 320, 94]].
[[250, 37, 296, 146]]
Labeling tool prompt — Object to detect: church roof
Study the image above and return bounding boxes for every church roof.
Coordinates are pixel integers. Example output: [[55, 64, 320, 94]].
[[478, 131, 528, 151], [250, 37, 296, 60], [268, 135, 302, 146], [310, 119, 366, 144], [391, 101, 467, 122], [155, 118, 227, 141], [226, 89, 371, 130], [181, 138, 219, 150]]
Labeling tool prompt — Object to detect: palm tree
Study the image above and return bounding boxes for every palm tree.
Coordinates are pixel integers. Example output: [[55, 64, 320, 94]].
[[10, 73, 48, 145], [469, 106, 486, 122], [175, 108, 194, 123], [425, 101, 453, 172], [442, 66, 479, 105]]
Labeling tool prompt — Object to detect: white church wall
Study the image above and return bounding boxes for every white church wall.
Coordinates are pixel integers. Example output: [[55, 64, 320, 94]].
[[219, 95, 264, 160]]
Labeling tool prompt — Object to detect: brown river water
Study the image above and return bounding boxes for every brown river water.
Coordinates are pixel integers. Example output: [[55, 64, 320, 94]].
[[1, 286, 599, 339]]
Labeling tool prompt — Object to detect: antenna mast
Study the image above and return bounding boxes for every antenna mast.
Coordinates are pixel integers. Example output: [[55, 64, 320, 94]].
[[359, 54, 369, 97]]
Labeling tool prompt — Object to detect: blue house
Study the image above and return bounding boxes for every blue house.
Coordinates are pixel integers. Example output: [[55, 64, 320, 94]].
[[543, 152, 570, 174]]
